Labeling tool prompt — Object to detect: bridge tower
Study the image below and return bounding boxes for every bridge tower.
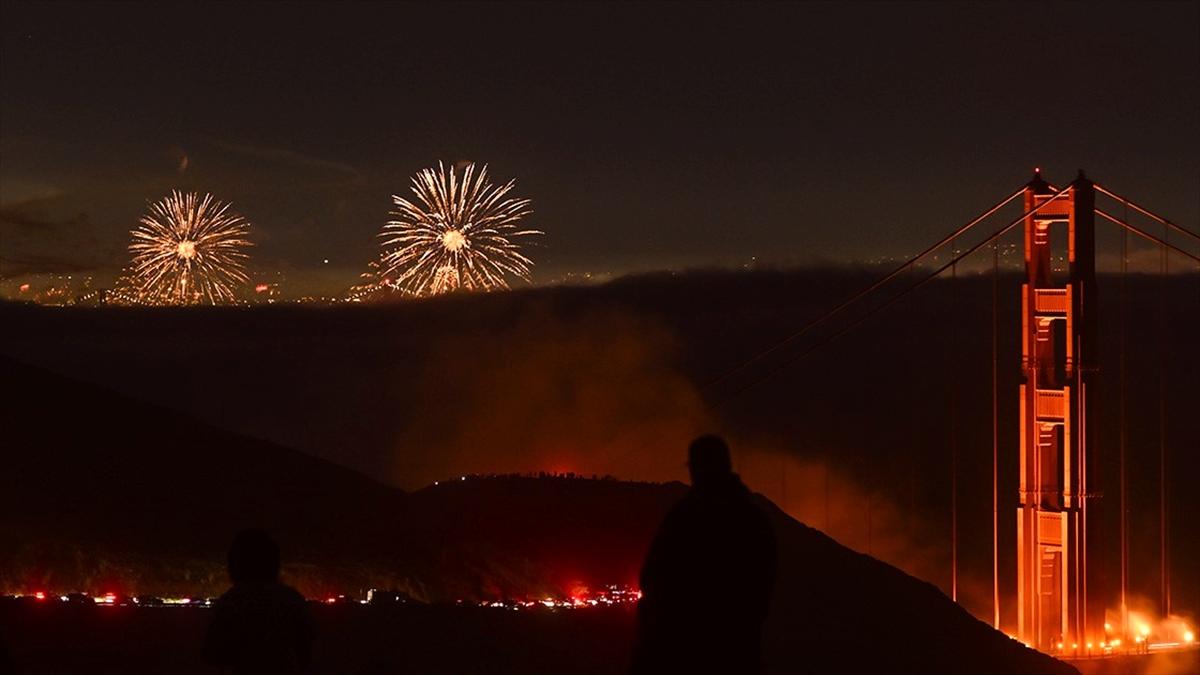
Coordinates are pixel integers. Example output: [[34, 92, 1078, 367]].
[[1016, 171, 1097, 651]]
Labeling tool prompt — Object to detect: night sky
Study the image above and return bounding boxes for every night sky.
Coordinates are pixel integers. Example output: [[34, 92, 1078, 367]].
[[2, 1, 1197, 297]]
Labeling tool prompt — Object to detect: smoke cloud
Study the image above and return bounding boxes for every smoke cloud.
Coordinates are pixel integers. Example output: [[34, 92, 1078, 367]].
[[388, 303, 712, 486]]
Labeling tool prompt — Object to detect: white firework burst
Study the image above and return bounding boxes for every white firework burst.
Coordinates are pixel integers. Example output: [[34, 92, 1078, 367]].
[[128, 191, 252, 305], [379, 162, 541, 296]]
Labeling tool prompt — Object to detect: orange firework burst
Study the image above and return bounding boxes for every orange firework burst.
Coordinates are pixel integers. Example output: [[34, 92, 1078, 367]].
[[128, 191, 252, 305], [379, 162, 541, 296]]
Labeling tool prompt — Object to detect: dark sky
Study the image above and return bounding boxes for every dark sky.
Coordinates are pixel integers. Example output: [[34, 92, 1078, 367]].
[[2, 1, 1197, 296]]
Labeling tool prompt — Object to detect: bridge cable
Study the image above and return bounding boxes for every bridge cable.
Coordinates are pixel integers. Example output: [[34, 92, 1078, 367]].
[[1094, 210, 1200, 264], [1095, 185, 1200, 243], [1159, 218, 1170, 616], [1119, 204, 1129, 639], [950, 234, 959, 603], [710, 185, 1073, 407], [991, 235, 1000, 629], [700, 187, 1026, 392]]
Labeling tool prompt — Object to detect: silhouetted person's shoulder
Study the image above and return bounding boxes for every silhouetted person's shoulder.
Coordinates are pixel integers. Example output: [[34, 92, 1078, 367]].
[[211, 580, 308, 618], [204, 529, 315, 675], [214, 581, 306, 607], [632, 436, 777, 675]]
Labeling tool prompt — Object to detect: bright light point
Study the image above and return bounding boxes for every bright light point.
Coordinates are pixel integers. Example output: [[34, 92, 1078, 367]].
[[441, 229, 467, 252], [177, 240, 196, 259], [1139, 625, 1151, 637], [1104, 622, 1112, 632], [34, 591, 45, 600], [323, 259, 329, 264], [1185, 630, 1194, 644]]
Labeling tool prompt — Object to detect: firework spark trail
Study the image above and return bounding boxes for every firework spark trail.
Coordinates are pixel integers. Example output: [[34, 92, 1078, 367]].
[[128, 191, 252, 305], [380, 162, 541, 296]]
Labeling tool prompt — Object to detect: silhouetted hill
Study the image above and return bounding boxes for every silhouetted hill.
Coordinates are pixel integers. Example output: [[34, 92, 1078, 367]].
[[762, 500, 1074, 674], [2, 269, 1196, 630], [1, 356, 1078, 673], [0, 356, 422, 598], [405, 475, 671, 600], [410, 475, 1077, 674]]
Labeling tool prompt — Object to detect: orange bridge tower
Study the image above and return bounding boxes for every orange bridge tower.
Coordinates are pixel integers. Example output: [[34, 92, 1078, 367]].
[[1016, 171, 1097, 650]]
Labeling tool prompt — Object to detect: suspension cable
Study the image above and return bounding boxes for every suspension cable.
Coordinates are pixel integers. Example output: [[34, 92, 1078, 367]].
[[1119, 204, 1129, 639], [1095, 210, 1200, 264], [701, 186, 1026, 391], [1160, 219, 1170, 616], [950, 233, 958, 604], [1095, 184, 1200, 243], [712, 185, 1072, 406], [991, 235, 1000, 629]]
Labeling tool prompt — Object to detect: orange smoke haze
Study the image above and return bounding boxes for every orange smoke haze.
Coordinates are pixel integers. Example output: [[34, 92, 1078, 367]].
[[736, 447, 948, 590], [374, 297, 990, 619], [388, 303, 711, 487], [385, 303, 949, 596], [2, 269, 1194, 629]]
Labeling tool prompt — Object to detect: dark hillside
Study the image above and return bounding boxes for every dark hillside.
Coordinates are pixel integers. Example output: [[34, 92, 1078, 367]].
[[3, 269, 1196, 621], [0, 356, 419, 598], [1, 357, 1077, 673]]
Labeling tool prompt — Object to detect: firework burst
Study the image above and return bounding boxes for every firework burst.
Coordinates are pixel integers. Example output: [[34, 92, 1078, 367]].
[[128, 191, 252, 304], [379, 162, 540, 295]]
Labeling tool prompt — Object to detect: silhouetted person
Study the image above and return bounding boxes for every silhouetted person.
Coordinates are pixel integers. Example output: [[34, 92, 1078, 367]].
[[203, 529, 315, 674], [631, 435, 777, 674]]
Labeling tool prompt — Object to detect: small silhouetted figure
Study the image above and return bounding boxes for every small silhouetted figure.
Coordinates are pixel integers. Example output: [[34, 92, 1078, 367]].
[[631, 435, 777, 675], [203, 529, 315, 674]]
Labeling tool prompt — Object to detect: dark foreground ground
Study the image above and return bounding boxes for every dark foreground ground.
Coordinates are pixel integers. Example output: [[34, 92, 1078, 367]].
[[4, 603, 1194, 675], [1, 603, 636, 675]]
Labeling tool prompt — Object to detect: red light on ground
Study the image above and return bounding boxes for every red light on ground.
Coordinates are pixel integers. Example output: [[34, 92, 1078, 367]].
[[325, 597, 336, 604], [34, 591, 46, 600], [19, 284, 30, 293], [255, 284, 269, 293]]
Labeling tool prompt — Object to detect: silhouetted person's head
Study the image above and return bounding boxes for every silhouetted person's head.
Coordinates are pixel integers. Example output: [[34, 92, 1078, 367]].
[[227, 529, 280, 587], [688, 435, 733, 488]]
